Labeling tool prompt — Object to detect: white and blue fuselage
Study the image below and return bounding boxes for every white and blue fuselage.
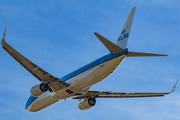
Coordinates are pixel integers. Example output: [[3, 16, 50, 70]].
[[25, 49, 127, 112], [2, 7, 173, 113]]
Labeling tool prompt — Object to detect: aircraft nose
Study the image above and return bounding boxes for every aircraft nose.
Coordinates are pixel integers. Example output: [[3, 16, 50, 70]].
[[26, 106, 33, 112], [25, 103, 39, 113], [25, 95, 38, 112], [26, 107, 37, 112]]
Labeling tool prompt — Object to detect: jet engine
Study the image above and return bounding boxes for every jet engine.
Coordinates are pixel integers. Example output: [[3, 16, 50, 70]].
[[78, 98, 96, 110], [30, 83, 48, 97]]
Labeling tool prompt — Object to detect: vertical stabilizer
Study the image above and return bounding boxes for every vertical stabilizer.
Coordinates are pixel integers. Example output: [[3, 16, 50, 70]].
[[115, 7, 136, 48]]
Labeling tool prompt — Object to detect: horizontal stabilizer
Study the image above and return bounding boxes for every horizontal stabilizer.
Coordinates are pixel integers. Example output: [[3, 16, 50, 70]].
[[127, 52, 168, 57], [94, 32, 124, 54]]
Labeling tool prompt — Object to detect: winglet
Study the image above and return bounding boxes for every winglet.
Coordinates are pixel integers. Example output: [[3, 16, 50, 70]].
[[171, 79, 178, 93], [94, 32, 125, 54], [1, 26, 7, 46]]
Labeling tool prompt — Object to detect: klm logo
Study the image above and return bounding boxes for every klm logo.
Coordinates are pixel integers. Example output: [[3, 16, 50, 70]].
[[118, 29, 129, 41], [121, 29, 126, 34]]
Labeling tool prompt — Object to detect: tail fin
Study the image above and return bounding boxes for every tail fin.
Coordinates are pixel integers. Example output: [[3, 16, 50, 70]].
[[115, 7, 136, 48]]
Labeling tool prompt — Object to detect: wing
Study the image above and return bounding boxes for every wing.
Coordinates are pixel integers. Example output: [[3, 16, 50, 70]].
[[73, 80, 178, 99], [1, 26, 69, 92]]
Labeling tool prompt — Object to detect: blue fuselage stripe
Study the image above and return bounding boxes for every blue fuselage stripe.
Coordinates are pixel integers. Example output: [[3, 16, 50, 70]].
[[60, 49, 127, 81]]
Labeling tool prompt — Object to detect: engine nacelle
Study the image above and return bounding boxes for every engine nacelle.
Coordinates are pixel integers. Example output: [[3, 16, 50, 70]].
[[30, 83, 48, 97], [78, 98, 96, 110]]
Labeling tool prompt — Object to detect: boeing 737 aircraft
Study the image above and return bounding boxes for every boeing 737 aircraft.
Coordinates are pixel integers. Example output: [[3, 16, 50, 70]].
[[1, 7, 178, 112]]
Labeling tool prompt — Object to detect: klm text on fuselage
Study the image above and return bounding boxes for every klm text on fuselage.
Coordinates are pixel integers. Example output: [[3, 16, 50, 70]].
[[118, 29, 129, 41]]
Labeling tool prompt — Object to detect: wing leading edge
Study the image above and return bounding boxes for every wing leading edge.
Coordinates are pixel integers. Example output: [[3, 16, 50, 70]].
[[1, 26, 69, 92], [73, 79, 178, 99]]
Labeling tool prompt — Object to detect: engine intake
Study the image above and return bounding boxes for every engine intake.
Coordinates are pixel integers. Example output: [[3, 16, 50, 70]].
[[30, 83, 48, 97], [78, 98, 96, 110]]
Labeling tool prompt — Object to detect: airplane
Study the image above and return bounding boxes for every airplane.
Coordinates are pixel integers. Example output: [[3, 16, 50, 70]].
[[1, 7, 178, 112]]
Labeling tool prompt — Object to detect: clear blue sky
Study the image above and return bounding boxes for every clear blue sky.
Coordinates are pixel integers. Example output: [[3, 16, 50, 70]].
[[0, 0, 180, 120]]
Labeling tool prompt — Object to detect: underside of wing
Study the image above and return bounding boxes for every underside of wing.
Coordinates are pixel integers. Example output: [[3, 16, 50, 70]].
[[1, 26, 69, 92], [73, 91, 169, 99], [73, 80, 178, 99], [95, 91, 169, 98]]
